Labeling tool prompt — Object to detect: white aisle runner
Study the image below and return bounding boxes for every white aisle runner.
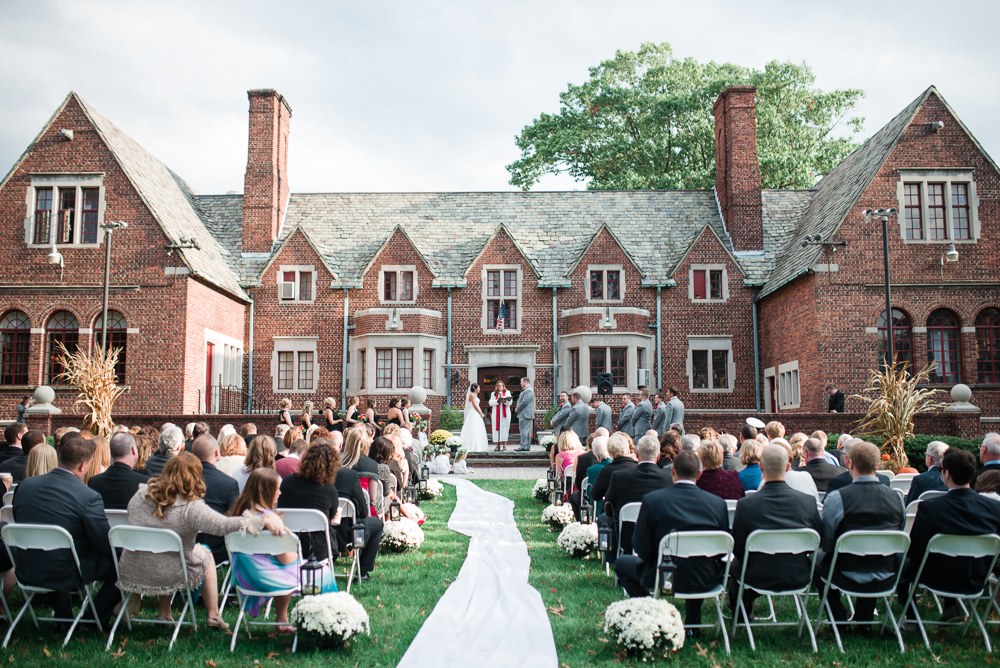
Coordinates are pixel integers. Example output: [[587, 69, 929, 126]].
[[396, 478, 558, 668]]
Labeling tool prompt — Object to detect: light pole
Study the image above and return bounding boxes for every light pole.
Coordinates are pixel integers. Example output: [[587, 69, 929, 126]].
[[863, 207, 898, 367], [99, 221, 127, 354]]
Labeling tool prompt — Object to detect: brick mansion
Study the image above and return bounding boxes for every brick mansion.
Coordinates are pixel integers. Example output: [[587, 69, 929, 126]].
[[0, 84, 998, 430]]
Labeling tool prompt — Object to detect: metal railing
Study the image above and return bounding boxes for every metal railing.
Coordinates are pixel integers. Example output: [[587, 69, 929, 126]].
[[199, 385, 273, 415]]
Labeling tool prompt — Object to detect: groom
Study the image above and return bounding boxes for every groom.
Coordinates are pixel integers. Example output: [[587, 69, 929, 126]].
[[514, 377, 535, 452]]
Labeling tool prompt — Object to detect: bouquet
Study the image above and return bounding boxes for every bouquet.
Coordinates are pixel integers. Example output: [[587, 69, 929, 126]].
[[557, 521, 599, 558], [381, 517, 425, 552], [445, 436, 462, 449], [419, 478, 444, 500], [603, 598, 685, 658], [540, 434, 557, 451], [532, 478, 551, 501], [541, 503, 575, 531], [289, 592, 370, 650], [355, 414, 369, 424], [402, 503, 425, 521], [377, 419, 387, 429], [410, 414, 428, 431], [429, 429, 453, 446]]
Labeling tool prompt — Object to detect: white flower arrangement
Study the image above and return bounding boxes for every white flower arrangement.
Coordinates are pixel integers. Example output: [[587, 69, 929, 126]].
[[541, 503, 575, 531], [289, 592, 370, 649], [557, 521, 598, 557], [381, 517, 425, 553], [532, 478, 550, 501], [419, 477, 444, 500], [540, 434, 557, 449], [402, 502, 425, 520], [445, 435, 463, 448], [603, 598, 685, 658]]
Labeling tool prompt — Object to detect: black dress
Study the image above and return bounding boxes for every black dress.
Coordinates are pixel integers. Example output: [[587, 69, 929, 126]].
[[278, 409, 292, 428], [325, 409, 343, 433]]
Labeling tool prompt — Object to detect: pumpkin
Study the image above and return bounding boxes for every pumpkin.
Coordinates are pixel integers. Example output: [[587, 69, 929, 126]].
[[881, 453, 891, 461]]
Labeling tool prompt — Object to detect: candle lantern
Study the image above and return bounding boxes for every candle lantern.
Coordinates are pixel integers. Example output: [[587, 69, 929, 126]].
[[597, 516, 612, 552], [352, 521, 367, 549], [300, 557, 325, 596], [421, 463, 431, 480], [580, 503, 591, 524], [389, 499, 402, 522], [657, 556, 677, 595], [553, 491, 564, 507]]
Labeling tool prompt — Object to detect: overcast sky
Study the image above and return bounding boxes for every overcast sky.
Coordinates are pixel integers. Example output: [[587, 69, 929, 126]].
[[2, 0, 999, 195]]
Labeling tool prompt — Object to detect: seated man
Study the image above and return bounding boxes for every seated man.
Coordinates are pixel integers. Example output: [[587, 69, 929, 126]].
[[817, 441, 904, 631], [590, 433, 638, 506], [905, 440, 949, 506], [275, 438, 308, 478], [730, 444, 822, 618], [604, 435, 673, 558], [87, 432, 150, 509], [615, 451, 728, 630], [0, 430, 46, 484], [802, 438, 846, 492], [825, 439, 891, 493], [971, 432, 1000, 489], [757, 438, 819, 500], [191, 435, 239, 566], [0, 423, 27, 466], [899, 448, 1000, 626], [11, 438, 118, 628]]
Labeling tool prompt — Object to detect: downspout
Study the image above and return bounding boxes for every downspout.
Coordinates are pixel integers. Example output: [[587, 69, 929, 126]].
[[656, 286, 662, 391], [752, 290, 761, 413], [341, 288, 349, 403], [446, 287, 453, 409], [246, 294, 255, 412], [552, 287, 558, 404]]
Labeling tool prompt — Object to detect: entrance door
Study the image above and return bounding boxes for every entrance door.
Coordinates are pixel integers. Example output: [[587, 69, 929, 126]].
[[205, 342, 214, 413], [767, 376, 776, 413], [477, 366, 527, 437]]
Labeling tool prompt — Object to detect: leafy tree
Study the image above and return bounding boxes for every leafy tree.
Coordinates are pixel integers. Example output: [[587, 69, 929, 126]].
[[507, 42, 865, 191]]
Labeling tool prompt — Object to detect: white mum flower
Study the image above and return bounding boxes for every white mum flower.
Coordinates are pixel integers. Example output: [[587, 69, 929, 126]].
[[541, 503, 575, 530], [381, 517, 426, 552], [603, 598, 685, 657], [532, 478, 551, 501], [419, 478, 444, 500], [557, 521, 599, 557], [289, 592, 370, 643]]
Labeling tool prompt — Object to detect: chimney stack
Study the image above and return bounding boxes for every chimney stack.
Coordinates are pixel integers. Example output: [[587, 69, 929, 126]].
[[713, 86, 762, 251], [243, 89, 292, 253]]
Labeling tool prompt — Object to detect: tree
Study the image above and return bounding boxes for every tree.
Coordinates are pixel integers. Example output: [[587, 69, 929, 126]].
[[507, 43, 865, 191]]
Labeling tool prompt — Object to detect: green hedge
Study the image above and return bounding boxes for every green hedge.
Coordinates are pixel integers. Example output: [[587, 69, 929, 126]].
[[438, 406, 464, 432], [827, 433, 981, 472], [543, 404, 559, 429]]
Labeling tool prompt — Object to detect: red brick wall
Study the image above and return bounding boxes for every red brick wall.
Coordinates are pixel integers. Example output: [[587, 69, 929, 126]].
[[714, 86, 763, 250], [183, 277, 247, 413], [242, 90, 291, 253], [758, 273, 821, 410]]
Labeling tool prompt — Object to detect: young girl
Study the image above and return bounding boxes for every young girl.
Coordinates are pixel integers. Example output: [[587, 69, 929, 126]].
[[433, 447, 451, 475], [452, 449, 470, 475]]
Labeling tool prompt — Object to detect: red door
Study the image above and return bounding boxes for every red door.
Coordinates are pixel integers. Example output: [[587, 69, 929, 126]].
[[767, 376, 777, 413], [205, 343, 214, 413]]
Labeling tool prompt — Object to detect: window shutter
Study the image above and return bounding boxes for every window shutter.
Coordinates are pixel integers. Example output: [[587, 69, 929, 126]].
[[693, 270, 706, 300]]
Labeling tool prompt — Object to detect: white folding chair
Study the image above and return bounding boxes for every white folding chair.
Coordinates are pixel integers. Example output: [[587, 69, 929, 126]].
[[817, 492, 826, 503], [904, 500, 921, 535], [889, 478, 912, 495], [880, 470, 896, 481], [562, 464, 575, 496], [726, 500, 738, 530], [104, 509, 129, 528], [369, 478, 385, 519], [730, 528, 821, 652], [0, 505, 13, 525], [105, 526, 197, 651], [337, 499, 361, 590], [893, 472, 917, 482], [2, 492, 12, 506], [918, 490, 947, 502], [616, 502, 642, 563], [655, 531, 735, 654], [901, 533, 1000, 653], [1, 524, 102, 648], [814, 530, 910, 653], [281, 507, 352, 592], [226, 530, 302, 653]]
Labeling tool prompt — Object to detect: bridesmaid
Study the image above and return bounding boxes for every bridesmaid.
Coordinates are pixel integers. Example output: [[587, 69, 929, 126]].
[[301, 401, 313, 430], [345, 396, 360, 429], [323, 397, 343, 433]]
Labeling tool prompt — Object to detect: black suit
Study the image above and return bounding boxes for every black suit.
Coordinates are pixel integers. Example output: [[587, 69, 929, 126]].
[[828, 390, 845, 413], [804, 458, 847, 492], [333, 467, 382, 576], [87, 462, 150, 510], [568, 451, 599, 520], [972, 462, 1000, 490], [11, 468, 119, 626], [197, 461, 239, 564], [142, 451, 173, 477], [904, 465, 947, 506], [0, 445, 22, 467], [615, 482, 729, 625], [591, 457, 638, 502], [729, 480, 822, 614], [0, 454, 29, 484], [826, 470, 889, 493], [604, 462, 673, 556], [349, 453, 380, 477]]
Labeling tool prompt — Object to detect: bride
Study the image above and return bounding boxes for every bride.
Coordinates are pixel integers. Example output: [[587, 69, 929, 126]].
[[460, 383, 490, 453]]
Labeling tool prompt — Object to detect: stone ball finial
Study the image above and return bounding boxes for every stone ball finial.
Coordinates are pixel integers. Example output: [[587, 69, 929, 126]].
[[574, 385, 592, 403], [951, 383, 972, 404], [34, 385, 55, 405], [408, 386, 427, 406]]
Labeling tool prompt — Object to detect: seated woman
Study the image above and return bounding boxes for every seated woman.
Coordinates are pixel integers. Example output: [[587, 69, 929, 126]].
[[118, 453, 285, 630], [586, 437, 612, 515], [657, 431, 680, 469], [217, 433, 247, 476], [230, 468, 337, 630], [554, 431, 584, 476], [737, 439, 764, 492], [277, 442, 342, 563], [695, 440, 745, 500], [369, 436, 417, 520], [25, 443, 57, 479], [233, 435, 277, 493], [84, 435, 111, 483]]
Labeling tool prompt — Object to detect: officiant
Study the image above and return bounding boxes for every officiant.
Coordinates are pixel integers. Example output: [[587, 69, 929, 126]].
[[488, 380, 513, 451]]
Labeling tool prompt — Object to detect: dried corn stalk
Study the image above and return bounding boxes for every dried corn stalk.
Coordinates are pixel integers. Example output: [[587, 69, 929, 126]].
[[850, 358, 947, 471], [54, 340, 126, 436]]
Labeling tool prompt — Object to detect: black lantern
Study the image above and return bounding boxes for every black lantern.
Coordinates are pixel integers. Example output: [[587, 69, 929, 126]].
[[580, 503, 591, 524], [546, 476, 557, 493], [300, 557, 325, 596], [597, 516, 612, 552], [406, 485, 418, 504], [421, 463, 431, 480], [389, 499, 402, 522], [657, 555, 677, 595], [553, 491, 564, 507], [352, 521, 367, 549], [547, 467, 557, 483], [418, 477, 428, 492]]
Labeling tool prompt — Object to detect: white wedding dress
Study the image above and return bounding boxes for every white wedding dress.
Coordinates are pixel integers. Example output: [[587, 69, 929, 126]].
[[460, 392, 490, 452]]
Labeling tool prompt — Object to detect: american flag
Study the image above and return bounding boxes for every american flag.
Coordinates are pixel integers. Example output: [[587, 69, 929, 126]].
[[496, 299, 508, 333]]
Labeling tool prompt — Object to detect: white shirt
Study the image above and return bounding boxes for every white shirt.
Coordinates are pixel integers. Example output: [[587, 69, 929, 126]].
[[759, 469, 819, 500]]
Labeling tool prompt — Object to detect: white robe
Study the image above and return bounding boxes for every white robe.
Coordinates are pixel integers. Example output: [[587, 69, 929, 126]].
[[488, 390, 513, 443]]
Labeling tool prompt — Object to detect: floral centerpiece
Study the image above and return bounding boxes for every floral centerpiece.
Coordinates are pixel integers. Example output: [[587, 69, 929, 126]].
[[289, 592, 370, 650], [532, 478, 551, 501], [419, 478, 444, 500], [445, 435, 462, 452], [557, 521, 599, 557], [429, 429, 452, 446], [540, 434, 557, 452], [541, 503, 575, 530], [603, 598, 685, 658], [381, 517, 425, 552]]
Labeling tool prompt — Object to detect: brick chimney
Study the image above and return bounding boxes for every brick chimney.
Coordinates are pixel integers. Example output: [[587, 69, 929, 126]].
[[713, 86, 762, 251], [243, 89, 292, 253]]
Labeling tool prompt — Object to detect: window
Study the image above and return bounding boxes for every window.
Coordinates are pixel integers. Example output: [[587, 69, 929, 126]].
[[898, 171, 979, 243], [687, 336, 733, 392], [272, 337, 317, 393], [692, 350, 708, 388], [976, 308, 1000, 384], [297, 352, 314, 390], [926, 308, 961, 384], [610, 348, 627, 387], [590, 271, 602, 300], [46, 310, 79, 384], [358, 350, 366, 390], [904, 184, 922, 240], [485, 268, 518, 330], [28, 177, 104, 246], [877, 309, 912, 367], [927, 184, 946, 240], [34, 187, 52, 244], [401, 271, 413, 301], [712, 350, 728, 389], [952, 184, 970, 240], [82, 188, 99, 244], [278, 266, 315, 303], [0, 311, 30, 386], [380, 266, 417, 303], [570, 349, 580, 387], [709, 272, 722, 300], [690, 265, 728, 302], [423, 350, 433, 389], [586, 346, 629, 388], [590, 348, 605, 385], [587, 266, 623, 302], [94, 310, 127, 383], [376, 349, 392, 388], [384, 272, 397, 301], [397, 349, 413, 388], [278, 352, 294, 390], [298, 272, 312, 301], [778, 361, 800, 409]]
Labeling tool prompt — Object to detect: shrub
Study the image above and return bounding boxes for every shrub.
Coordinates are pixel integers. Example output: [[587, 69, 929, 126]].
[[827, 433, 981, 472], [543, 404, 559, 429], [438, 406, 464, 432]]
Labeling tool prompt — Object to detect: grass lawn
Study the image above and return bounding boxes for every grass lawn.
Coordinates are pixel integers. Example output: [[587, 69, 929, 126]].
[[476, 479, 998, 668], [0, 483, 468, 667]]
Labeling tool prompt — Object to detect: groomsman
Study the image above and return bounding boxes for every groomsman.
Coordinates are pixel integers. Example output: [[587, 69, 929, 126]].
[[591, 397, 612, 433], [563, 391, 591, 442], [515, 377, 535, 451], [665, 387, 685, 434], [651, 392, 669, 438], [550, 392, 571, 434], [617, 394, 635, 439], [631, 389, 653, 436]]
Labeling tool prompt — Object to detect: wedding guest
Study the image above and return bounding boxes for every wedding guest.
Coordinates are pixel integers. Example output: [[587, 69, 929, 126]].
[[217, 424, 236, 444], [975, 470, 1000, 501], [758, 438, 819, 501], [591, 432, 638, 505], [277, 442, 342, 566], [144, 426, 184, 477], [695, 440, 745, 500], [301, 401, 314, 430], [24, 443, 56, 479], [658, 431, 680, 470], [239, 423, 257, 440], [323, 397, 343, 433], [972, 433, 1000, 488], [309, 427, 331, 444], [905, 441, 949, 505], [0, 429, 45, 484], [573, 434, 599, 494], [216, 433, 247, 476], [585, 436, 612, 494], [88, 433, 150, 510], [801, 438, 847, 492], [737, 440, 763, 491], [0, 423, 27, 466], [276, 439, 308, 479], [719, 434, 742, 472], [233, 435, 277, 493], [342, 427, 379, 476], [698, 427, 719, 442], [764, 421, 785, 441], [604, 435, 673, 557], [192, 435, 240, 566], [277, 398, 294, 429], [788, 432, 807, 468], [370, 436, 417, 519], [134, 433, 157, 473], [555, 431, 584, 475], [84, 435, 111, 483]]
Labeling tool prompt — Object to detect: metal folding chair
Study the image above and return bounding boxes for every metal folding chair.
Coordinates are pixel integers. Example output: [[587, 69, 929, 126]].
[[726, 499, 738, 529], [900, 533, 1000, 653], [654, 531, 735, 653], [904, 500, 921, 535], [562, 464, 575, 496], [104, 509, 129, 528], [889, 478, 912, 495], [105, 526, 197, 651], [730, 528, 821, 652], [281, 507, 351, 592], [880, 470, 896, 480], [0, 505, 13, 525], [893, 473, 917, 482], [616, 502, 642, 563], [918, 490, 947, 502], [814, 530, 910, 653], [2, 492, 12, 506], [2, 524, 103, 648]]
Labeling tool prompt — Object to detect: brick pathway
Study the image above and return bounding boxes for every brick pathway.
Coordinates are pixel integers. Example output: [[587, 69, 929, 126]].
[[432, 467, 548, 481]]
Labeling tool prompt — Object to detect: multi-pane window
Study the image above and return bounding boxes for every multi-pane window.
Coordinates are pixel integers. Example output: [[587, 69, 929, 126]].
[[712, 351, 728, 389], [486, 270, 517, 329], [952, 184, 970, 240], [927, 184, 946, 240], [82, 188, 99, 244], [976, 308, 1000, 384], [904, 184, 922, 240], [587, 347, 628, 387], [31, 183, 103, 246], [570, 349, 580, 388], [589, 348, 606, 385], [590, 271, 603, 300], [358, 350, 366, 390], [277, 350, 313, 391], [692, 269, 724, 301], [298, 272, 312, 301], [298, 352, 314, 390], [57, 188, 76, 244], [382, 268, 416, 302], [778, 363, 801, 409], [927, 309, 961, 384], [689, 341, 732, 392], [0, 311, 30, 386], [900, 177, 977, 242], [401, 271, 413, 301], [589, 268, 622, 301], [709, 271, 722, 300], [877, 309, 913, 367], [397, 349, 413, 388], [278, 352, 294, 390], [692, 350, 709, 389], [383, 272, 397, 301], [94, 310, 128, 383], [46, 311, 79, 384], [279, 268, 315, 303], [34, 187, 52, 244], [610, 348, 627, 387], [376, 349, 393, 388], [423, 350, 433, 389]]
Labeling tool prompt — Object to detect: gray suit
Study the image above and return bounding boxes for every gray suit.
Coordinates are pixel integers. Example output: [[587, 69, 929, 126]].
[[563, 400, 590, 441], [617, 401, 635, 438], [550, 402, 571, 434], [651, 401, 668, 437], [665, 396, 685, 433], [515, 385, 535, 449], [594, 401, 612, 432], [631, 398, 653, 436]]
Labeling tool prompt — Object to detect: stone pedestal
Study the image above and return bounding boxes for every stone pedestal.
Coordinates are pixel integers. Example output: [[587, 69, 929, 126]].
[[24, 386, 62, 436], [945, 384, 979, 413]]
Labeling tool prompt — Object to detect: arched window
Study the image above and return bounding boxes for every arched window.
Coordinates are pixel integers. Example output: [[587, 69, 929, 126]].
[[94, 310, 127, 383], [877, 309, 912, 367], [0, 311, 30, 386], [45, 310, 79, 384], [976, 308, 1000, 384], [926, 309, 961, 384]]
